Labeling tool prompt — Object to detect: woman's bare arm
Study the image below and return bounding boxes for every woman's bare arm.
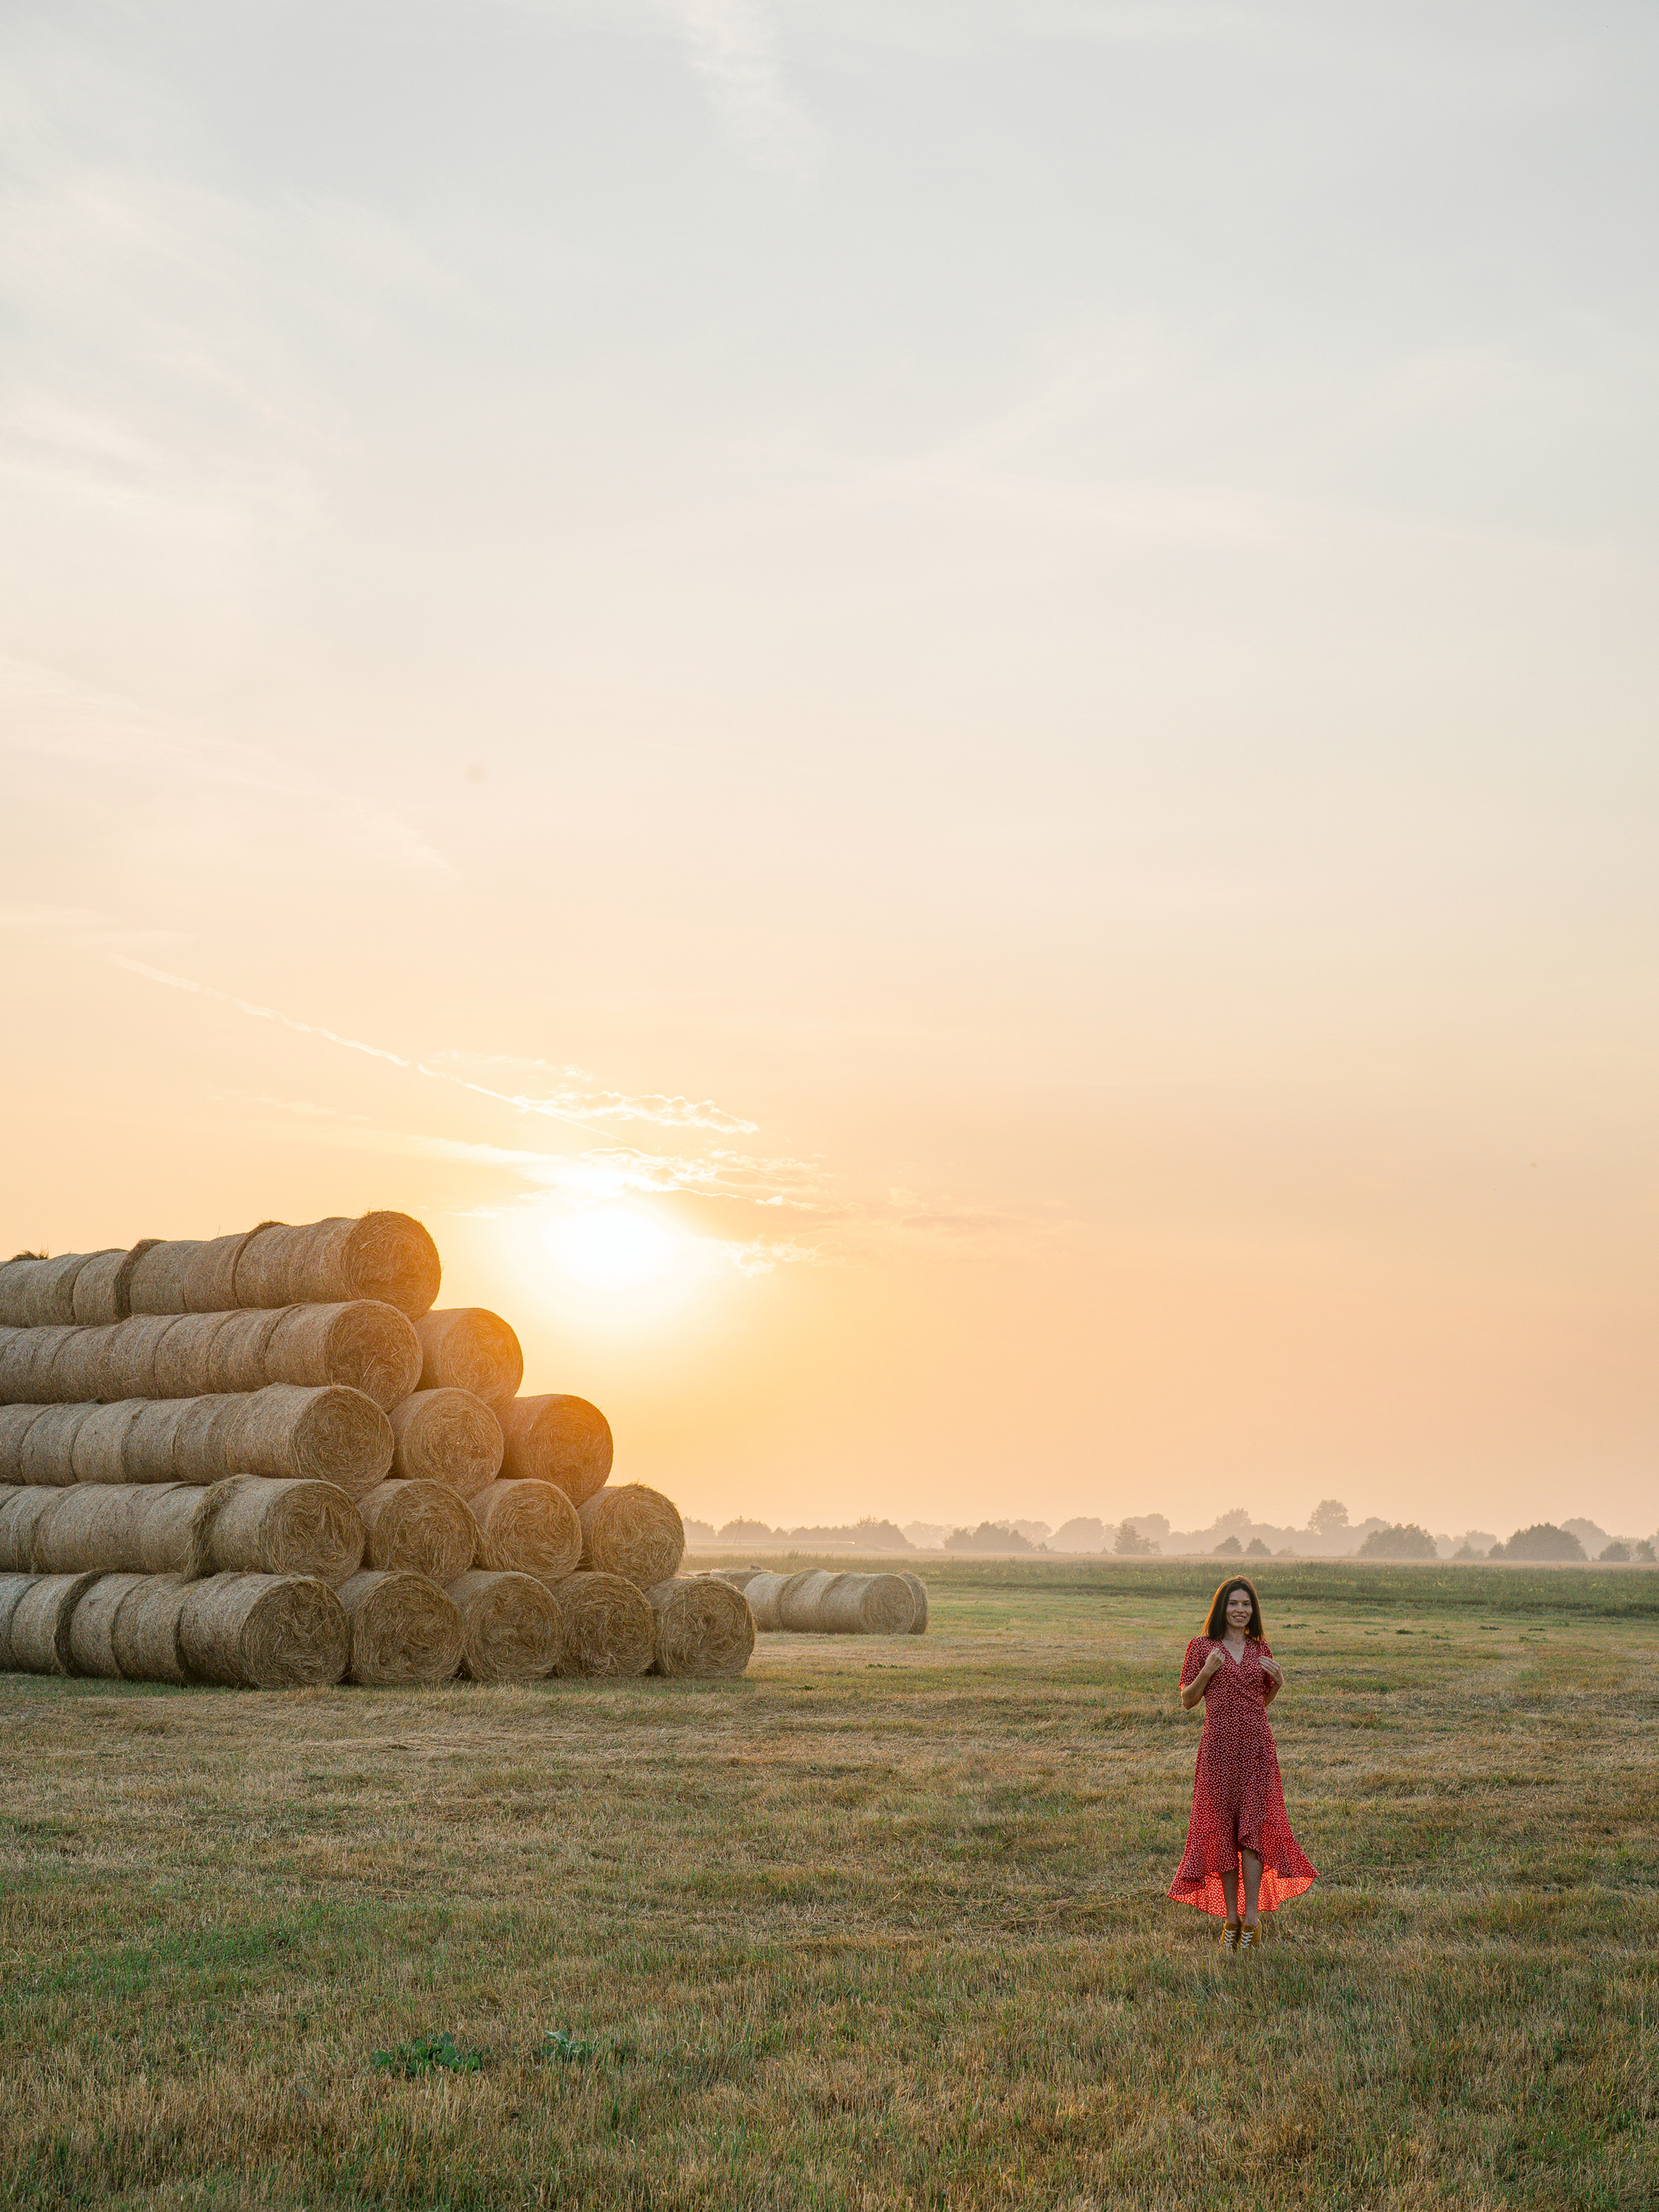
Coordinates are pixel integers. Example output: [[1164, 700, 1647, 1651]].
[[1260, 1652, 1283, 1707], [1180, 1648, 1223, 1709]]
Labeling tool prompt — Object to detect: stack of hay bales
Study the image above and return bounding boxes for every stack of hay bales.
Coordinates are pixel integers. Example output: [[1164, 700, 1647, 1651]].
[[0, 1213, 761, 1689]]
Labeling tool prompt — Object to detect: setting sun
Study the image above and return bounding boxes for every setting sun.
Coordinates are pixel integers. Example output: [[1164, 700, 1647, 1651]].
[[544, 1204, 684, 1291]]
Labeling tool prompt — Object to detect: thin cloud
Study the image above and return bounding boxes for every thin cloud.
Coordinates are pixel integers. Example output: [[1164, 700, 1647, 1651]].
[[432, 1050, 761, 1133], [667, 0, 817, 173]]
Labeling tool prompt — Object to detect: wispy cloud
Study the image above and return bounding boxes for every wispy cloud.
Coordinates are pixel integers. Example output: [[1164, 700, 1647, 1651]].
[[666, 0, 817, 173], [430, 1051, 760, 1133]]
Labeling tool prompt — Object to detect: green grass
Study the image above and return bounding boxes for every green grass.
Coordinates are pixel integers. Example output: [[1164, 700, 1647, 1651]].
[[0, 1558, 1654, 2210]]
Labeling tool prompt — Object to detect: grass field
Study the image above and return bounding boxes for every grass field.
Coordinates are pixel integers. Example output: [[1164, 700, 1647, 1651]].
[[2, 1558, 1655, 2211]]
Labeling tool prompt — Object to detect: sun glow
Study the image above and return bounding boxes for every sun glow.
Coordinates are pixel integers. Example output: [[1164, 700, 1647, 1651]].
[[544, 1204, 684, 1290]]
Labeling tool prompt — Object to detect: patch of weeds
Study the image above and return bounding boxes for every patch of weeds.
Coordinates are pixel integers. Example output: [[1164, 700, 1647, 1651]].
[[542, 2027, 634, 2068], [372, 2030, 484, 2078]]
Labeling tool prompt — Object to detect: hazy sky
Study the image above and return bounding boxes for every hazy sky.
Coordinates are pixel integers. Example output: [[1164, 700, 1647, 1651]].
[[2, 0, 1656, 1536]]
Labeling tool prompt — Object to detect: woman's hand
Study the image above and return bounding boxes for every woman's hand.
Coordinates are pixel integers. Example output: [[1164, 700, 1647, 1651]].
[[1199, 1648, 1225, 1681], [1180, 1647, 1224, 1708], [1260, 1655, 1283, 1687]]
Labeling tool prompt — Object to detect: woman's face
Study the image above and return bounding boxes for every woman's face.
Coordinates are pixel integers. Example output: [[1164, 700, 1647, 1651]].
[[1225, 1587, 1253, 1632]]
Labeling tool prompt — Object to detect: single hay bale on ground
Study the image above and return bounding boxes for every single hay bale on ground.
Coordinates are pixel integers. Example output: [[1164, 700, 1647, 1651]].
[[178, 1571, 350, 1687], [468, 1478, 582, 1585], [111, 1573, 192, 1684], [388, 1388, 502, 1496], [68, 1571, 149, 1677], [740, 1570, 812, 1631], [195, 1476, 365, 1583], [817, 1572, 917, 1634], [412, 1309, 524, 1404], [445, 1569, 563, 1681], [900, 1572, 929, 1633], [552, 1571, 655, 1678], [19, 1404, 93, 1488], [226, 1385, 393, 1495], [778, 1568, 839, 1630], [577, 1485, 685, 1589], [262, 1302, 423, 1409], [7, 1571, 100, 1673], [0, 1571, 34, 1663], [0, 1404, 45, 1483], [646, 1575, 755, 1678], [0, 1490, 60, 1571], [357, 1479, 476, 1583], [336, 1568, 463, 1686], [497, 1393, 612, 1507], [232, 1213, 441, 1317]]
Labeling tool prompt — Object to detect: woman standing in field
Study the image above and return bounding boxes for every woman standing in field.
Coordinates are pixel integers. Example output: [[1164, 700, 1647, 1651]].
[[1170, 1577, 1317, 1949]]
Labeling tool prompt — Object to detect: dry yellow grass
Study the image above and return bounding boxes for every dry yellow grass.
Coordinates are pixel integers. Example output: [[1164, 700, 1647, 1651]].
[[0, 1559, 1653, 2210]]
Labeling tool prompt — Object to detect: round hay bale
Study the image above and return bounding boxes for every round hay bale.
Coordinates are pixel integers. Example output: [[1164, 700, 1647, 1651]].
[[126, 1240, 204, 1316], [199, 1476, 364, 1582], [336, 1568, 463, 1686], [357, 1479, 476, 1583], [445, 1569, 563, 1681], [552, 1571, 655, 1678], [646, 1575, 755, 1678], [226, 1385, 393, 1496], [0, 1254, 91, 1327], [111, 1573, 192, 1683], [70, 1400, 146, 1482], [134, 1485, 207, 1572], [0, 1264, 41, 1328], [262, 1302, 422, 1409], [497, 1393, 613, 1507], [900, 1572, 929, 1634], [0, 1571, 35, 1662], [412, 1308, 523, 1404], [778, 1568, 839, 1630], [235, 1213, 441, 1317], [710, 1566, 764, 1591], [151, 1315, 221, 1398], [46, 1329, 104, 1402], [468, 1478, 582, 1585], [388, 1389, 502, 1497], [0, 1489, 58, 1571], [205, 1309, 284, 1395], [32, 1485, 152, 1571], [181, 1230, 259, 1314], [178, 1571, 350, 1688], [8, 1571, 100, 1673], [19, 1404, 93, 1488], [0, 1325, 81, 1404], [577, 1485, 684, 1589], [69, 1571, 149, 1677], [0, 1404, 45, 1483], [96, 1315, 181, 1400], [818, 1573, 917, 1635], [70, 1251, 131, 1326], [122, 1400, 201, 1485], [740, 1569, 812, 1631]]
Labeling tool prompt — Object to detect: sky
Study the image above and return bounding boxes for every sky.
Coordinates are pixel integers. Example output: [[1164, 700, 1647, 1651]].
[[2, 0, 1656, 1538]]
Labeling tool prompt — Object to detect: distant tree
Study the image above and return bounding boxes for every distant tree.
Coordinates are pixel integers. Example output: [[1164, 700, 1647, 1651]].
[[1051, 1516, 1108, 1553], [1598, 1541, 1631, 1563], [1492, 1524, 1587, 1563], [852, 1519, 914, 1551], [1357, 1523, 1438, 1561], [1309, 1500, 1350, 1536], [718, 1518, 776, 1543], [681, 1519, 716, 1545], [1215, 1507, 1252, 1533], [1213, 1535, 1243, 1557], [945, 1522, 1034, 1554], [1128, 1514, 1171, 1541], [1113, 1520, 1156, 1557], [1452, 1543, 1486, 1561], [1636, 1540, 1657, 1564], [1244, 1537, 1271, 1558]]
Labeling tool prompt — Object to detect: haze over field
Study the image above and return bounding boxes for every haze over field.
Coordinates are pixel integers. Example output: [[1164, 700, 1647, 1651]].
[[2, 2, 1656, 1538]]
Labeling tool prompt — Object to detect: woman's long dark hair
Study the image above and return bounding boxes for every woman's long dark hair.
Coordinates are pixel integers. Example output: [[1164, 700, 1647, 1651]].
[[1203, 1576, 1265, 1641]]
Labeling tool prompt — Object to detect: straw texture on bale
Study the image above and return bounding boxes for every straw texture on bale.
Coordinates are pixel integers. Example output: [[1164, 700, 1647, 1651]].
[[900, 1572, 929, 1634], [7, 1571, 100, 1673], [780, 1569, 916, 1634], [552, 1571, 655, 1678], [232, 1213, 441, 1316], [336, 1568, 463, 1686], [710, 1566, 763, 1592], [0, 1488, 60, 1571], [177, 1571, 350, 1687], [29, 1384, 393, 1495], [32, 1483, 157, 1572], [70, 1399, 145, 1482], [388, 1388, 502, 1496], [226, 1386, 392, 1494], [646, 1575, 755, 1678], [412, 1308, 523, 1405], [577, 1484, 685, 1589], [468, 1477, 582, 1586], [445, 1569, 563, 1681], [195, 1476, 365, 1583], [740, 1569, 812, 1631], [0, 1571, 33, 1664], [0, 1326, 80, 1404], [0, 1253, 97, 1327], [0, 1404, 44, 1483], [0, 1302, 420, 1409], [70, 1248, 134, 1326], [68, 1571, 149, 1677], [358, 1479, 476, 1583], [18, 1404, 92, 1487], [497, 1393, 613, 1507], [259, 1303, 422, 1409], [111, 1574, 192, 1683]]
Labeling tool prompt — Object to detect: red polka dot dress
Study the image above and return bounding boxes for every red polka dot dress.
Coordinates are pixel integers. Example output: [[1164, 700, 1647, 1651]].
[[1169, 1636, 1318, 1916]]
